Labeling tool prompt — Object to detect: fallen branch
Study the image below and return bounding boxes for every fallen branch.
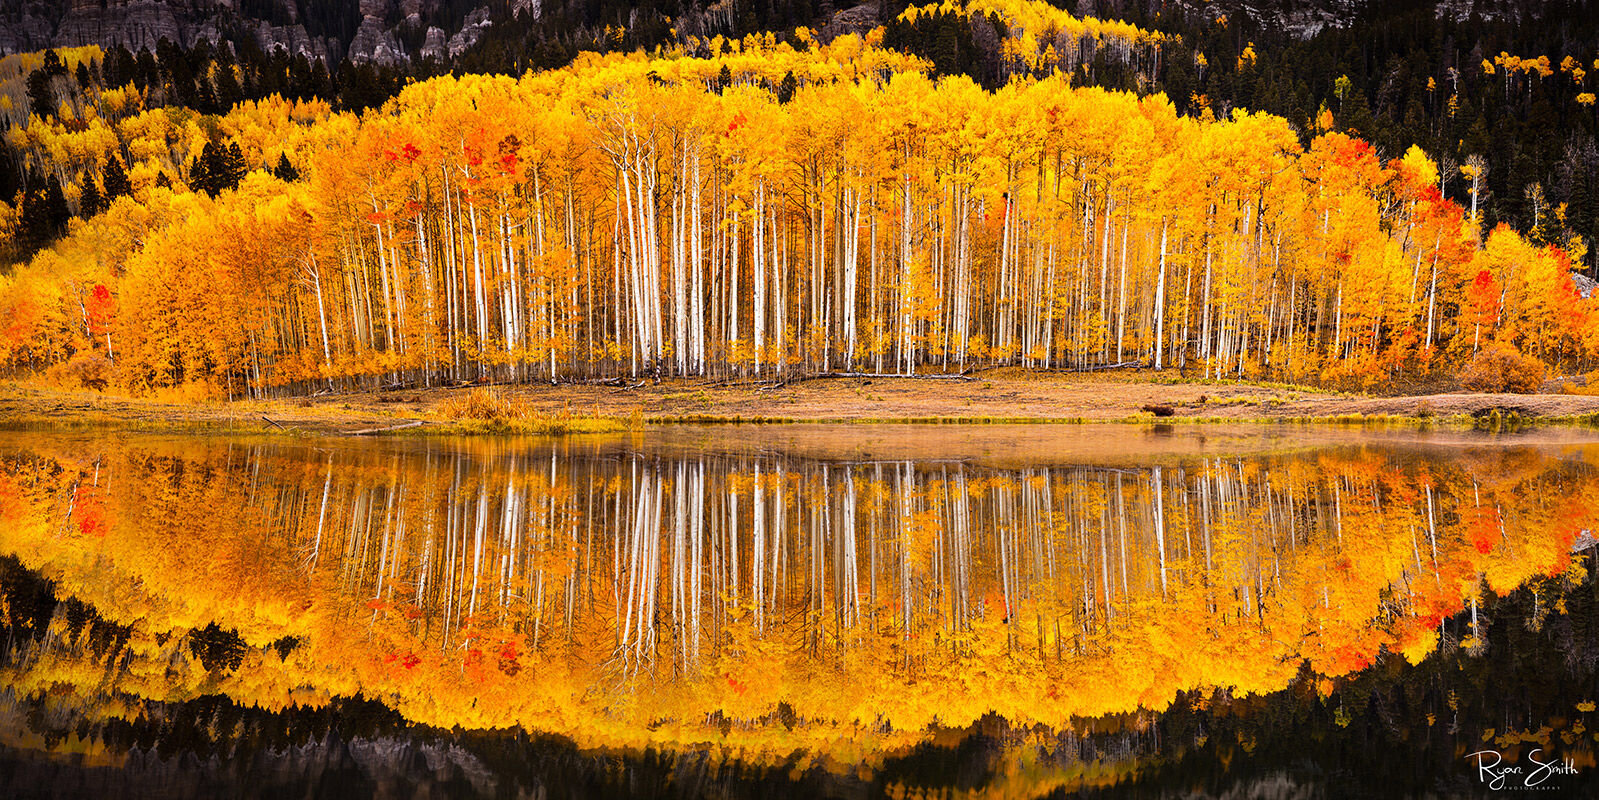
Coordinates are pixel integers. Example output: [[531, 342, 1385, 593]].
[[448, 379, 526, 389], [797, 372, 977, 382], [260, 416, 286, 430], [346, 420, 427, 436], [696, 379, 769, 388], [559, 376, 629, 386], [1043, 361, 1145, 373]]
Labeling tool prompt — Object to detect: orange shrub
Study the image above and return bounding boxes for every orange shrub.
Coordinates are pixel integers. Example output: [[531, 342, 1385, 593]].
[[45, 351, 112, 390], [1458, 345, 1545, 394]]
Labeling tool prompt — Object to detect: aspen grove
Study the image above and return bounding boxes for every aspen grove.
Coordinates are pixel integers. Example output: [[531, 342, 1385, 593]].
[[2, 28, 1593, 396]]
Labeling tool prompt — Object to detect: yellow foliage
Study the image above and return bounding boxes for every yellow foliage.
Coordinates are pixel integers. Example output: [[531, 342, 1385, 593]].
[[1399, 144, 1439, 189], [1, 432, 1594, 761]]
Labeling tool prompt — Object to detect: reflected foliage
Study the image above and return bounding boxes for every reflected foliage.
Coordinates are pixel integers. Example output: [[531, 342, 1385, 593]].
[[1, 430, 1598, 796]]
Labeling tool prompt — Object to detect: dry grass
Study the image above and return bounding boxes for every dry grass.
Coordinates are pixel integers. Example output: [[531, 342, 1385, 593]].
[[436, 387, 627, 435], [0, 381, 629, 437], [440, 387, 529, 421]]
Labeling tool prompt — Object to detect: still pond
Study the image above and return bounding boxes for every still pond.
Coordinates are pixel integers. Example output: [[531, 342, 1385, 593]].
[[1, 425, 1597, 797]]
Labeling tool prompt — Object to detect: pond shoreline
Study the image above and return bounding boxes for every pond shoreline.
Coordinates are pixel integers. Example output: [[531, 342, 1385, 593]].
[[5, 370, 1599, 436]]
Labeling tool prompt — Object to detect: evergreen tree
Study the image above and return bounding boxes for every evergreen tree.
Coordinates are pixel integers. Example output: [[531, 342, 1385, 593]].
[[214, 52, 244, 110], [134, 48, 158, 92], [79, 177, 102, 218], [42, 51, 63, 77], [18, 183, 49, 250], [777, 70, 797, 104], [272, 152, 300, 183], [25, 69, 54, 119], [44, 176, 69, 234], [287, 54, 313, 100], [189, 144, 215, 196], [308, 59, 333, 100], [157, 38, 199, 108], [102, 156, 132, 202], [104, 45, 134, 88], [196, 76, 219, 114], [0, 137, 19, 203], [190, 141, 248, 197], [931, 18, 960, 77], [222, 143, 248, 189]]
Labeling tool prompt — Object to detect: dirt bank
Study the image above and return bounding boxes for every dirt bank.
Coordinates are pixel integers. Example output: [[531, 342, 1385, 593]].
[[4, 369, 1599, 436]]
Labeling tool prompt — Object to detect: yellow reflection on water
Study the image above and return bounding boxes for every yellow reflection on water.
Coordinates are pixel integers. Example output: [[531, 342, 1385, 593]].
[[1, 426, 1595, 764]]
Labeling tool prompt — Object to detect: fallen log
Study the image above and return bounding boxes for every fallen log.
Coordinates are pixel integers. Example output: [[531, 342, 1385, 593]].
[[798, 372, 977, 382], [696, 379, 769, 388], [346, 420, 427, 436], [1044, 361, 1145, 373]]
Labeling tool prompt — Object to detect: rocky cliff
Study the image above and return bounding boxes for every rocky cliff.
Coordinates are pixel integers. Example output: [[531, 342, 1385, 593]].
[[1138, 0, 1557, 38], [1, 0, 1567, 67], [0, 0, 517, 65]]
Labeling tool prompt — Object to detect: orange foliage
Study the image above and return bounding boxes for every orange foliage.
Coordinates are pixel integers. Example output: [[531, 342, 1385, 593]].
[[1460, 344, 1546, 393], [1, 432, 1595, 760]]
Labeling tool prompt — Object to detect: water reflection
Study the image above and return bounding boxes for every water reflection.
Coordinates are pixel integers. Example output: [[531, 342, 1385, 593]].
[[1, 427, 1597, 790]]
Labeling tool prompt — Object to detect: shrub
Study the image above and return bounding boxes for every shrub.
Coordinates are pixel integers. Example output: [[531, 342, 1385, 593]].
[[1459, 345, 1545, 394], [1560, 371, 1599, 396], [45, 351, 112, 390]]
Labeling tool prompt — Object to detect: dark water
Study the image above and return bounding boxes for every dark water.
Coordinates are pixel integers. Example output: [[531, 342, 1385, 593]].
[[1, 425, 1597, 798]]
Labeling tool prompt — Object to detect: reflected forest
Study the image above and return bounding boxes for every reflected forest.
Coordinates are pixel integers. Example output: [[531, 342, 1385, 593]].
[[3, 429, 1599, 796]]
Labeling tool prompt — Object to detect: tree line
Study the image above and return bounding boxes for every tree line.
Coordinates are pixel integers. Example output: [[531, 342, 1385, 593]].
[[3, 2, 1596, 396], [2, 28, 1593, 396]]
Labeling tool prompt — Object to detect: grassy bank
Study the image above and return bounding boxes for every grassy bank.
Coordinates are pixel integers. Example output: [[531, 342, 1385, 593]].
[[643, 411, 1520, 430], [5, 371, 1599, 436]]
